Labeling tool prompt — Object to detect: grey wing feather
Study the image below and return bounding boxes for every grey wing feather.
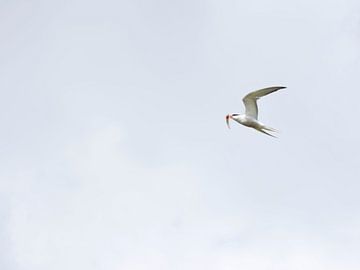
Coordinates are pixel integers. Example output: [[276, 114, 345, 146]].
[[242, 97, 258, 119], [242, 86, 286, 119]]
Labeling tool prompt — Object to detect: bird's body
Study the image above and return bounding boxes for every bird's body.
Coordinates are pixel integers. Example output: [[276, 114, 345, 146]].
[[226, 86, 285, 137]]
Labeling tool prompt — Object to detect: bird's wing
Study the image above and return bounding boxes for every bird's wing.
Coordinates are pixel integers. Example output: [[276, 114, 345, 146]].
[[242, 86, 285, 119]]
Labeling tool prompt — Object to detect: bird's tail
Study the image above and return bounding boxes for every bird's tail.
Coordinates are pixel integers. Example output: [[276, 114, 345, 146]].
[[255, 125, 278, 138], [262, 125, 278, 133], [257, 128, 277, 138]]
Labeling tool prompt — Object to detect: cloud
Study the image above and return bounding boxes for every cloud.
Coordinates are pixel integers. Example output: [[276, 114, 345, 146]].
[[5, 125, 208, 269], [3, 124, 359, 270], [2, 0, 360, 269]]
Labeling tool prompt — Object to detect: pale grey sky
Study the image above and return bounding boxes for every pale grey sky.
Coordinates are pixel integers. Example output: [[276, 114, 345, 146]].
[[1, 0, 360, 269]]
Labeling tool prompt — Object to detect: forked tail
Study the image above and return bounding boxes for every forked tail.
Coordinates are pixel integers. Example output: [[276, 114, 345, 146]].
[[255, 125, 278, 138], [258, 129, 277, 138], [262, 125, 278, 132]]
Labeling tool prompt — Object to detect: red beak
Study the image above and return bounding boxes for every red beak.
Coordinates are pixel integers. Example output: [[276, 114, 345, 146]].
[[226, 114, 231, 129]]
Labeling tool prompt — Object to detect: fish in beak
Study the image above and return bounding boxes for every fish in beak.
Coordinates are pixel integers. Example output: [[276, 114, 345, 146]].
[[226, 114, 231, 129]]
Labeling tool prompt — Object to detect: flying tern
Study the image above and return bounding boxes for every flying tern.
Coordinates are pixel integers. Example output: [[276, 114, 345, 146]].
[[226, 86, 286, 137]]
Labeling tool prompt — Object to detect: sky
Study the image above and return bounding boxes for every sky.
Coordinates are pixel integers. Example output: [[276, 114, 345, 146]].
[[1, 0, 360, 269]]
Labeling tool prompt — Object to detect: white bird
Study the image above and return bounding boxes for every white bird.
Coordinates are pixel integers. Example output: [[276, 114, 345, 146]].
[[226, 86, 286, 137]]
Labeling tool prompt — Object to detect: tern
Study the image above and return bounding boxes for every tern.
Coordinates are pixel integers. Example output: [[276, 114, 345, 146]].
[[226, 86, 286, 137]]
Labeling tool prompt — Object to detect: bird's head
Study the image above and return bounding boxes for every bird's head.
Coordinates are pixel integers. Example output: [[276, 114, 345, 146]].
[[226, 114, 240, 129], [226, 114, 238, 129]]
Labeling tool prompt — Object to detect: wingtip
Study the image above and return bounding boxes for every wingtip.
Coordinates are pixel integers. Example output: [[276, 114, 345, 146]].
[[273, 86, 286, 92]]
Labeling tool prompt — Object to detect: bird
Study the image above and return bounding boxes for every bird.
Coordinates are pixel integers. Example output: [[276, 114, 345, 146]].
[[225, 86, 286, 137]]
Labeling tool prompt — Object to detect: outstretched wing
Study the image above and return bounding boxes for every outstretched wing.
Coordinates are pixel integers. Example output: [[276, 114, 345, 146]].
[[242, 86, 285, 119]]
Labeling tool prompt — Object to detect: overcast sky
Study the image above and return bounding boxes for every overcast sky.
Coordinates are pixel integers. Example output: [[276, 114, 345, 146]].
[[1, 0, 360, 269]]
